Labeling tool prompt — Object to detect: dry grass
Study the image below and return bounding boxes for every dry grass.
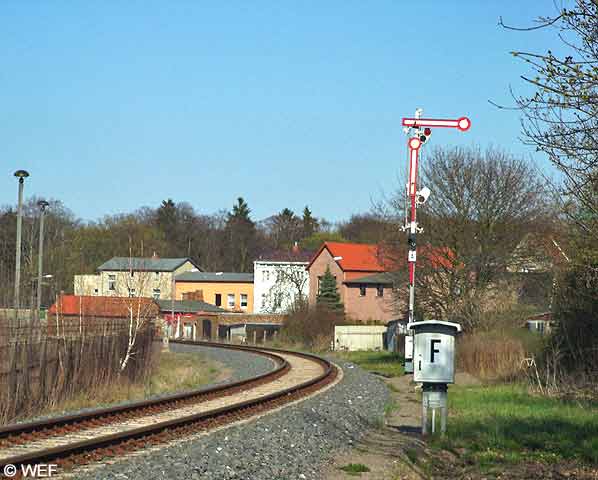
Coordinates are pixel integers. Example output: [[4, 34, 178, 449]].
[[35, 350, 221, 417], [0, 317, 157, 424], [457, 331, 531, 381]]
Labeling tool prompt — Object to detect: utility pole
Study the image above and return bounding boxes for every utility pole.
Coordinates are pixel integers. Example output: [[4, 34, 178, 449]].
[[13, 169, 30, 326], [36, 200, 50, 324]]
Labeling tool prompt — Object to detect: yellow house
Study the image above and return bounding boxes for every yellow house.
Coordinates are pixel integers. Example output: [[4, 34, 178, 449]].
[[175, 272, 254, 313]]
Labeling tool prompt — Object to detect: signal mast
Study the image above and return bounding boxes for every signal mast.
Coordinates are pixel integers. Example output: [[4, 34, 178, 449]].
[[400, 110, 471, 324]]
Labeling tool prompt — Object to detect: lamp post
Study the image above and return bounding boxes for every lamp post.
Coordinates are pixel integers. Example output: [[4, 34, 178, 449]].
[[36, 200, 50, 323], [13, 169, 30, 325]]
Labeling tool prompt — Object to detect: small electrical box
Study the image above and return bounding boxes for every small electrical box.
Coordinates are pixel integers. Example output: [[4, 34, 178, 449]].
[[408, 320, 461, 384]]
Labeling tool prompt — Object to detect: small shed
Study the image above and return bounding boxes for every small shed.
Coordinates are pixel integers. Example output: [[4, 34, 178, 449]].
[[334, 325, 387, 351]]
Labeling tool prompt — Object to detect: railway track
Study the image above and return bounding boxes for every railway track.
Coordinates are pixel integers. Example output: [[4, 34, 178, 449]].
[[0, 341, 337, 478]]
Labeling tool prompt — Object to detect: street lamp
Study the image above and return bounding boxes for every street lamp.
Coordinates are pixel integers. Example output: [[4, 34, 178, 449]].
[[36, 200, 50, 323], [13, 169, 30, 324]]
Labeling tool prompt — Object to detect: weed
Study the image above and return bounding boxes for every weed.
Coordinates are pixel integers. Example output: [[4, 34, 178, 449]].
[[384, 400, 399, 416], [405, 447, 418, 464], [339, 463, 370, 475]]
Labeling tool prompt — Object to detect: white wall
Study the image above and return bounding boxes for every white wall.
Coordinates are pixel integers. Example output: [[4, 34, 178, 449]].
[[253, 261, 309, 314], [74, 274, 101, 295], [334, 325, 387, 351]]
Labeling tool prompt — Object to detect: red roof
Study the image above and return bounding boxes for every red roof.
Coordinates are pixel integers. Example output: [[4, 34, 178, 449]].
[[48, 295, 159, 318], [307, 242, 387, 272]]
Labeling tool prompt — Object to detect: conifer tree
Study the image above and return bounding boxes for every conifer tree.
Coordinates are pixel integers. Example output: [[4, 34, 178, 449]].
[[316, 265, 344, 313], [302, 206, 318, 239]]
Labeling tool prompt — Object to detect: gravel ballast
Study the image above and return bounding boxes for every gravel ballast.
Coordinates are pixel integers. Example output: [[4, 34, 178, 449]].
[[169, 342, 276, 385], [77, 347, 390, 480]]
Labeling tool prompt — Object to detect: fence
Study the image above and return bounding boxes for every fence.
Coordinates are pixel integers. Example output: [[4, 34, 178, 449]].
[[0, 313, 157, 424]]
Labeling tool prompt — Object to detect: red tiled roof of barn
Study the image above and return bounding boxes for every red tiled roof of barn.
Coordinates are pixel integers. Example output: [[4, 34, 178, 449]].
[[48, 295, 159, 318]]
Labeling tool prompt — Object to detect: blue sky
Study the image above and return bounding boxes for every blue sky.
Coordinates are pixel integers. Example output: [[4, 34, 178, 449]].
[[0, 1, 558, 222]]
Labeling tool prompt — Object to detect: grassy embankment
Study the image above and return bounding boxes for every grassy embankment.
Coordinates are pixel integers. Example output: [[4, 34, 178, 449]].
[[39, 350, 221, 416], [333, 350, 404, 377], [435, 384, 598, 470], [335, 348, 598, 473]]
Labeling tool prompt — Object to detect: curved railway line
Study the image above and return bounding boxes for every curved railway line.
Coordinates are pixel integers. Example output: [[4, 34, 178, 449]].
[[0, 341, 338, 478]]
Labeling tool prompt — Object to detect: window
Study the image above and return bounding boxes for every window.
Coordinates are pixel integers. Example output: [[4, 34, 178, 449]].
[[240, 294, 248, 308], [215, 293, 222, 307], [376, 285, 384, 297], [262, 270, 270, 281], [153, 288, 161, 300], [227, 293, 235, 308], [128, 288, 136, 297], [359, 285, 366, 296], [94, 288, 98, 295], [108, 274, 116, 291]]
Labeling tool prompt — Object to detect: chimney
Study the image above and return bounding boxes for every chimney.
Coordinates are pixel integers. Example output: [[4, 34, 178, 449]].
[[292, 241, 299, 254], [152, 251, 159, 259]]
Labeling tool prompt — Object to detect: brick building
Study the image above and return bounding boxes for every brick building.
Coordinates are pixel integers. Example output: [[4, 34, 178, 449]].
[[306, 242, 396, 323]]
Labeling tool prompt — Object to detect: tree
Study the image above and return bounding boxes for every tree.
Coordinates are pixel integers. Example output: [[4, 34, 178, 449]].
[[504, 1, 598, 241], [389, 146, 551, 330], [338, 213, 390, 244], [503, 2, 598, 383], [269, 208, 302, 249], [316, 265, 344, 313], [156, 199, 177, 250], [302, 206, 319, 239], [224, 197, 257, 272], [261, 263, 309, 314], [116, 267, 160, 372], [302, 231, 347, 251]]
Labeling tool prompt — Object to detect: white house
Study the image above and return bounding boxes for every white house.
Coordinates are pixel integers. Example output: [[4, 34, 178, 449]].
[[253, 246, 312, 314]]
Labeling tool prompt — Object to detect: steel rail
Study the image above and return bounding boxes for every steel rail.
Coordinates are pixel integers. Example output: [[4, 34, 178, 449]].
[[0, 341, 335, 474], [0, 341, 287, 440]]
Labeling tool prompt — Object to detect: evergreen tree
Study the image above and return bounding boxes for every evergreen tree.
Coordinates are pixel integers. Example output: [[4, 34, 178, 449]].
[[224, 197, 257, 272], [316, 265, 344, 313], [302, 206, 318, 239], [156, 199, 177, 255]]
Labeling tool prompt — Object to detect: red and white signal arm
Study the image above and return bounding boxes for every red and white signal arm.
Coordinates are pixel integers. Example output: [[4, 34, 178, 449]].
[[402, 116, 471, 132]]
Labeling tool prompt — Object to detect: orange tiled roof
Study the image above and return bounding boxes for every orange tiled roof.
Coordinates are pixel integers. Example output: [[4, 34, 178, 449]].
[[48, 295, 159, 318], [307, 242, 387, 272]]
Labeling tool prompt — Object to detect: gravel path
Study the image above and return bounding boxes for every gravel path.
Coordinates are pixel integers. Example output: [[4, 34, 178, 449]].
[[77, 353, 390, 480]]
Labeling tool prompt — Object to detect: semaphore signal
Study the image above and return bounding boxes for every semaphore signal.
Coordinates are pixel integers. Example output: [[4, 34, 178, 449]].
[[400, 108, 471, 324]]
